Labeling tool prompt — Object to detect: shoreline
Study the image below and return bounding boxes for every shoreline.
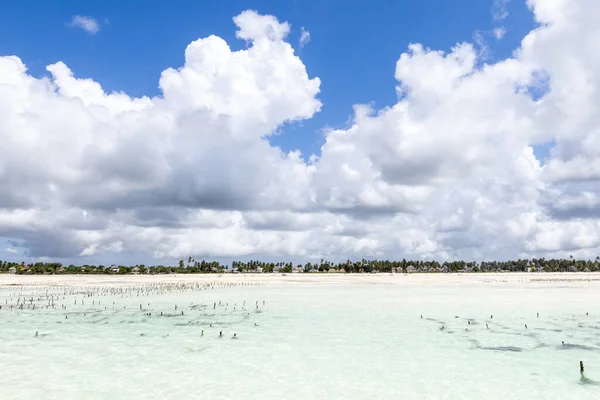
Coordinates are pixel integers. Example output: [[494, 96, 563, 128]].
[[2, 272, 600, 287]]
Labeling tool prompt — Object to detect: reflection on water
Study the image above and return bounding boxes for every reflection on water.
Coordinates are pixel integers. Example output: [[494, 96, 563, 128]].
[[1, 280, 600, 399], [580, 376, 600, 386]]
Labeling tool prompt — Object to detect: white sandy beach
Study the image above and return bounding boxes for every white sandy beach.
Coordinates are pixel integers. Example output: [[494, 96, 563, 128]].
[[2, 272, 600, 287]]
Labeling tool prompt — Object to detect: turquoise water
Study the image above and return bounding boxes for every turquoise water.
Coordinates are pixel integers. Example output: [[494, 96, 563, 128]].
[[1, 280, 599, 399]]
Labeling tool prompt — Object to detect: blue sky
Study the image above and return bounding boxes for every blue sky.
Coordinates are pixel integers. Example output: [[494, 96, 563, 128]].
[[0, 0, 555, 266], [0, 0, 535, 159]]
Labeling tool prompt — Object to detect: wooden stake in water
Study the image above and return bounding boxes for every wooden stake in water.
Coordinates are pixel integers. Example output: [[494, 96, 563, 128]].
[[580, 361, 584, 375]]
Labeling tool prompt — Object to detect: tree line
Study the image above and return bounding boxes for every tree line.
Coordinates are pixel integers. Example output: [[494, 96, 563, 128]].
[[1, 256, 599, 275]]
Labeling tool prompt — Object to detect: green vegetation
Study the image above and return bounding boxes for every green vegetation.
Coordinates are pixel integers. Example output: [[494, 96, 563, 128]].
[[1, 256, 599, 275]]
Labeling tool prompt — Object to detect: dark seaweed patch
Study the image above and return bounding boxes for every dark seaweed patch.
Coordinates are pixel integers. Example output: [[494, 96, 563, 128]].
[[478, 346, 523, 352], [558, 344, 598, 351]]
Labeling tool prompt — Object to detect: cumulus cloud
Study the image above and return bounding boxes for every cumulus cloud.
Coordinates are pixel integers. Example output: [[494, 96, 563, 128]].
[[299, 27, 311, 48], [2, 2, 600, 263], [68, 15, 101, 35]]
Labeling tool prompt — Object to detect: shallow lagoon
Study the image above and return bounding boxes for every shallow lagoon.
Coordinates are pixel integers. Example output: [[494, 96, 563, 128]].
[[1, 277, 599, 399]]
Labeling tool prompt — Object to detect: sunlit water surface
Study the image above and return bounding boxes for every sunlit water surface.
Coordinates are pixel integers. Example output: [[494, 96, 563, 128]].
[[1, 279, 599, 399]]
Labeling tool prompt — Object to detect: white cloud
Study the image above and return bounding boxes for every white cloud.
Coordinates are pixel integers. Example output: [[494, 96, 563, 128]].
[[473, 30, 490, 60], [2, 2, 600, 263], [493, 26, 506, 39], [234, 10, 289, 42], [492, 0, 511, 20], [4, 248, 18, 253], [299, 27, 311, 48], [68, 15, 101, 35]]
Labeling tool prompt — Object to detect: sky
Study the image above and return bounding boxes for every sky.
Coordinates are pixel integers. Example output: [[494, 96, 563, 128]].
[[0, 0, 598, 266]]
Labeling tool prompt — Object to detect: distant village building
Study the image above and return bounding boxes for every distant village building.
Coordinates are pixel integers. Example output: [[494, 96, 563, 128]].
[[8, 267, 16, 274], [131, 267, 140, 275], [406, 265, 416, 274], [292, 267, 303, 273], [58, 266, 66, 274], [256, 267, 263, 273], [110, 265, 120, 273]]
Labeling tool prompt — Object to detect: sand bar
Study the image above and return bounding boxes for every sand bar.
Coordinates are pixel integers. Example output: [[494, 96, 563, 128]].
[[2, 272, 600, 287]]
